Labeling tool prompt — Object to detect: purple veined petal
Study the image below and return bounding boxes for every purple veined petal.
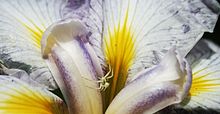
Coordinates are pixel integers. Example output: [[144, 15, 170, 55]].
[[64, 0, 106, 73], [0, 76, 68, 114], [41, 19, 103, 114], [105, 49, 192, 114]]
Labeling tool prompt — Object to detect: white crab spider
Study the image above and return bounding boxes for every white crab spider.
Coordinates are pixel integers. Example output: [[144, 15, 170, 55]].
[[97, 66, 113, 91], [83, 65, 113, 91]]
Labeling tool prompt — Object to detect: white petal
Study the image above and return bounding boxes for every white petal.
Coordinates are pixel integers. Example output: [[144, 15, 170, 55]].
[[41, 20, 103, 114], [106, 49, 192, 114], [102, 0, 220, 79], [0, 76, 68, 114], [0, 0, 71, 89]]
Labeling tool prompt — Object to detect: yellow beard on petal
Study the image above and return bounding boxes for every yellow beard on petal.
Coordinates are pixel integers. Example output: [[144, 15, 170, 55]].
[[15, 15, 45, 49], [190, 68, 220, 96], [0, 84, 66, 114], [21, 22, 44, 49], [22, 23, 44, 48], [104, 9, 136, 103]]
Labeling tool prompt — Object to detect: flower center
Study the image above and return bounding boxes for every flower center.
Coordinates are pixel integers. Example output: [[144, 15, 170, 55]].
[[103, 10, 136, 107]]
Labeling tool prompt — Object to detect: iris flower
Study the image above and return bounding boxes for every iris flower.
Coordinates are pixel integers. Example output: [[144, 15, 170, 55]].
[[0, 0, 220, 114]]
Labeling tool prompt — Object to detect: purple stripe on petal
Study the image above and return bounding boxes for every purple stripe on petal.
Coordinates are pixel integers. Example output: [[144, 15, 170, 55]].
[[75, 36, 99, 79], [130, 84, 178, 114], [67, 0, 88, 9], [51, 47, 81, 113], [41, 19, 103, 114], [106, 49, 192, 114]]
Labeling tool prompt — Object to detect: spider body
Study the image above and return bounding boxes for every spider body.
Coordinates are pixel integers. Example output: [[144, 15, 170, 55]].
[[97, 66, 113, 91]]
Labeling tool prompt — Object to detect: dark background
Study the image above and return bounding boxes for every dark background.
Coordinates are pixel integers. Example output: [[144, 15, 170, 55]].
[[204, 15, 220, 45]]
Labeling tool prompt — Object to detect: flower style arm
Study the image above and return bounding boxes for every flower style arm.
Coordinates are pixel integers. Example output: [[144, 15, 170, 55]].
[[105, 49, 192, 114]]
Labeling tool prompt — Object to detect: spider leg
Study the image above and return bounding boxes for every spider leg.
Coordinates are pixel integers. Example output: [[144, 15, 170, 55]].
[[100, 86, 104, 91], [84, 84, 103, 91], [81, 76, 93, 81], [97, 77, 102, 80], [97, 80, 103, 83], [82, 76, 100, 83], [81, 76, 103, 89], [103, 64, 112, 78], [106, 70, 114, 79], [103, 70, 111, 79], [103, 87, 107, 91], [98, 85, 102, 90], [84, 85, 98, 90]]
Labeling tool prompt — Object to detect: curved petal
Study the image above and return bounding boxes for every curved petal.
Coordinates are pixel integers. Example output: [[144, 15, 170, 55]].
[[105, 49, 192, 114], [0, 0, 72, 89], [65, 0, 106, 70], [0, 76, 68, 114], [102, 0, 219, 100], [176, 40, 220, 113], [41, 20, 103, 114]]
